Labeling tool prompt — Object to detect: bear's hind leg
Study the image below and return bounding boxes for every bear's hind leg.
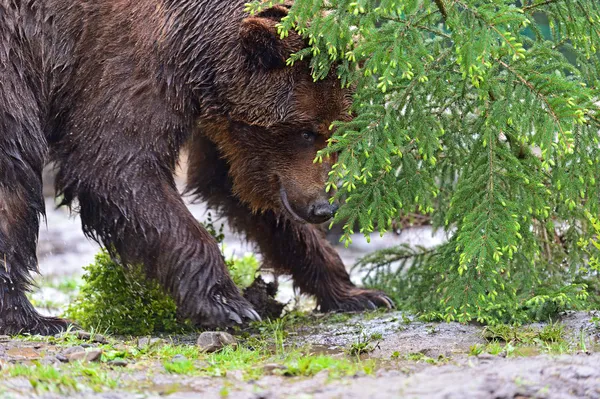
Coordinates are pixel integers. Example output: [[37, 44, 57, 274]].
[[0, 110, 71, 336]]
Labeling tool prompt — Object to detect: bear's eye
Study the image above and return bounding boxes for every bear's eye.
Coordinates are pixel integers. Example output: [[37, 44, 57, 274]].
[[302, 131, 317, 143]]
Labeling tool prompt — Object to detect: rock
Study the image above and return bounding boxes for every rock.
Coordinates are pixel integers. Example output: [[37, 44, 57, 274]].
[[76, 331, 107, 344], [75, 331, 92, 341], [67, 349, 102, 363], [197, 331, 237, 353], [40, 357, 59, 366], [0, 335, 9, 342], [477, 353, 496, 360], [137, 337, 164, 350], [574, 366, 596, 379], [108, 359, 129, 367], [63, 346, 84, 355], [353, 370, 368, 378], [172, 354, 188, 362], [81, 343, 92, 348], [55, 354, 69, 363], [263, 363, 286, 375]]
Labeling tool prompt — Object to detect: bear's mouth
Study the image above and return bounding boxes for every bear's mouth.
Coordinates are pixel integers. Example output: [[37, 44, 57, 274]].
[[279, 186, 308, 224]]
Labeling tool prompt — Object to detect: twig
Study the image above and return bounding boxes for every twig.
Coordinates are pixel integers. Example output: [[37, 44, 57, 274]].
[[434, 0, 448, 20], [523, 0, 564, 12]]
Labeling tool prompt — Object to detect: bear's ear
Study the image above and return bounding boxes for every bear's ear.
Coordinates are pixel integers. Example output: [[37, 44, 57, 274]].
[[255, 4, 290, 20], [240, 16, 287, 70]]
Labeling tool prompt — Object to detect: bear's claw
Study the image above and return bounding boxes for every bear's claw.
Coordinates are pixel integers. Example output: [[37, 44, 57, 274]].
[[319, 288, 395, 313], [193, 289, 261, 328], [242, 308, 262, 322], [227, 308, 260, 324]]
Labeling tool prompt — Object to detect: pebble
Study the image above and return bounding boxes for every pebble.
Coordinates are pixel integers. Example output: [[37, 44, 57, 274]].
[[263, 363, 286, 375], [196, 331, 237, 353], [0, 335, 9, 342], [63, 346, 85, 355], [477, 353, 497, 360], [108, 359, 129, 367], [67, 349, 102, 363], [76, 331, 108, 344], [55, 354, 69, 363], [574, 366, 596, 379], [137, 337, 165, 350], [172, 354, 188, 362]]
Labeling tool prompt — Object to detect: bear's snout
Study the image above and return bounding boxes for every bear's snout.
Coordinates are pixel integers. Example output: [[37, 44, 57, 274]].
[[307, 200, 338, 224]]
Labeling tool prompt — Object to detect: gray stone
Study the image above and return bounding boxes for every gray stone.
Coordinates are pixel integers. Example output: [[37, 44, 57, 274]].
[[63, 346, 84, 355], [55, 354, 68, 363], [76, 331, 107, 344], [137, 337, 165, 349], [0, 335, 10, 342], [76, 331, 92, 340], [574, 366, 596, 379], [107, 359, 129, 367], [196, 331, 237, 353], [172, 354, 188, 362], [67, 349, 102, 363], [263, 363, 286, 375]]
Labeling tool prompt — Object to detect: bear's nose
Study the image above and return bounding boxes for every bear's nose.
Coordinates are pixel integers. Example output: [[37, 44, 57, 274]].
[[308, 200, 338, 223]]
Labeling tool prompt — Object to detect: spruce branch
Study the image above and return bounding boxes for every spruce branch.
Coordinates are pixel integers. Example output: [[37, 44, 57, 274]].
[[522, 0, 565, 11], [433, 0, 448, 20], [496, 59, 571, 151], [270, 0, 600, 324]]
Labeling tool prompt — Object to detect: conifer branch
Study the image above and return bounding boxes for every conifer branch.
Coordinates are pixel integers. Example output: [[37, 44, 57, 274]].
[[267, 0, 600, 324], [496, 60, 570, 150], [522, 0, 564, 11], [433, 0, 448, 20]]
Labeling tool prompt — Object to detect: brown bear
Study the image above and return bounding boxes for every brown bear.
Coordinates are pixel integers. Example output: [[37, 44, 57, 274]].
[[0, 0, 392, 335]]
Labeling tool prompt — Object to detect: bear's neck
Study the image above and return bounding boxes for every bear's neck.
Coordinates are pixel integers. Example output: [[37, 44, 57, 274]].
[[155, 0, 249, 116]]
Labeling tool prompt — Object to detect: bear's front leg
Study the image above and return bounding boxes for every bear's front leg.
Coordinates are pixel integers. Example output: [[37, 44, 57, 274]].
[[256, 218, 395, 312], [187, 136, 393, 313], [66, 169, 260, 327], [54, 92, 259, 328]]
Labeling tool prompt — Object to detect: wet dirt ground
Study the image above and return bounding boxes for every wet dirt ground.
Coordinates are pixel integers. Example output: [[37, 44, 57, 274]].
[[0, 310, 599, 398], [1, 171, 598, 398]]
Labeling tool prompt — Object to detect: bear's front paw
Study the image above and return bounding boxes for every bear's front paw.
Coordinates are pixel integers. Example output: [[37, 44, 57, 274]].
[[186, 287, 261, 329], [318, 288, 394, 313]]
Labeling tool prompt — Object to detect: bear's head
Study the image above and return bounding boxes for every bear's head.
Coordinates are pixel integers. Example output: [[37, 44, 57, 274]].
[[202, 4, 352, 224]]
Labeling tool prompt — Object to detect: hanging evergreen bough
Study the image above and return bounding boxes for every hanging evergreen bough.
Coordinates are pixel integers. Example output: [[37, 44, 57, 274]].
[[247, 0, 600, 324]]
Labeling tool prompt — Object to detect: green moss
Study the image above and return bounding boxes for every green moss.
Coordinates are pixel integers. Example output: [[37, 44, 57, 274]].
[[64, 251, 190, 335], [227, 253, 260, 290], [63, 215, 262, 335]]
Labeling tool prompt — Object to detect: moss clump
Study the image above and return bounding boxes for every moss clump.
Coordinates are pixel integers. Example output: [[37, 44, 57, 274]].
[[227, 253, 260, 290], [64, 251, 190, 335], [64, 214, 264, 335]]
